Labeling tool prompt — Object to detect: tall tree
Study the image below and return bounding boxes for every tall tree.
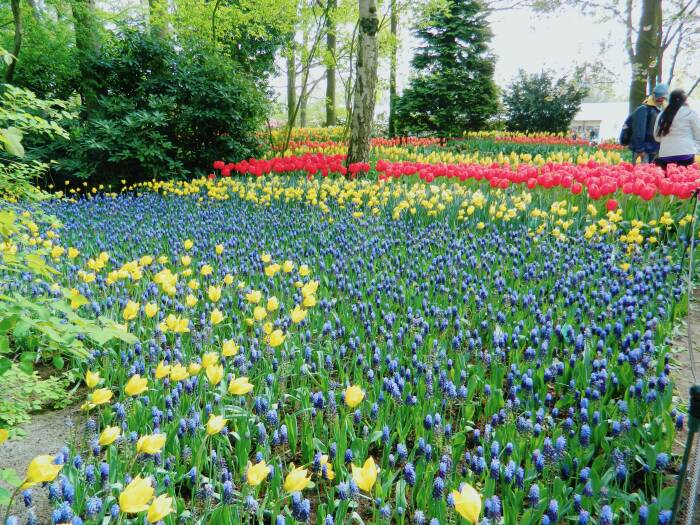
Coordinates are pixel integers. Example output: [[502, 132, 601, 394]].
[[347, 0, 378, 165], [394, 0, 498, 137], [5, 0, 21, 83], [387, 0, 398, 136], [70, 0, 101, 113], [148, 0, 170, 39], [629, 0, 662, 111], [286, 47, 297, 126], [325, 0, 338, 126], [535, 0, 699, 111]]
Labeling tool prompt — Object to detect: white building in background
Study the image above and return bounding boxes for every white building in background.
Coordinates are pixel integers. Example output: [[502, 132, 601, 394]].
[[570, 102, 630, 141]]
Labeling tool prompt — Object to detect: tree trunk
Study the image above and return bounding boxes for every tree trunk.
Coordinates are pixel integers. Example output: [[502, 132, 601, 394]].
[[299, 29, 310, 129], [149, 0, 169, 39], [325, 0, 337, 126], [72, 0, 101, 114], [286, 48, 297, 127], [5, 0, 22, 83], [26, 0, 41, 22], [347, 0, 379, 166], [300, 92, 308, 127], [388, 0, 398, 137], [654, 0, 663, 84], [628, 0, 661, 112]]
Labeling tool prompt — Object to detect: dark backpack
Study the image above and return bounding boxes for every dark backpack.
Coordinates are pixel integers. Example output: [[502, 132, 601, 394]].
[[619, 115, 632, 146]]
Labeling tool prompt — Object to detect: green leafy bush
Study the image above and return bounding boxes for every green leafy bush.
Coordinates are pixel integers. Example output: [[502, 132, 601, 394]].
[[0, 82, 75, 200], [502, 70, 588, 133], [0, 209, 137, 380], [0, 365, 73, 427], [42, 30, 268, 185]]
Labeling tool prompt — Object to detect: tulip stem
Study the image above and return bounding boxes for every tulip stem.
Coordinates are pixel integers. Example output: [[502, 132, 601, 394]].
[[2, 485, 22, 525]]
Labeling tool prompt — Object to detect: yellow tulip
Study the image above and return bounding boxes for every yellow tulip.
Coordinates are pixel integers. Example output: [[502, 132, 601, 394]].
[[200, 264, 213, 276], [155, 361, 171, 379], [85, 370, 101, 389], [208, 285, 222, 302], [228, 376, 254, 395], [303, 294, 317, 308], [22, 455, 63, 488], [144, 303, 158, 318], [169, 363, 190, 382], [290, 306, 307, 324], [301, 280, 319, 298], [147, 494, 173, 523], [282, 260, 294, 273], [266, 296, 279, 312], [124, 374, 148, 396], [351, 457, 379, 493], [284, 466, 312, 492], [90, 388, 113, 406], [211, 309, 224, 325], [264, 263, 281, 277], [206, 364, 224, 386], [344, 385, 365, 408], [253, 306, 267, 321], [0, 428, 8, 445], [188, 362, 202, 375], [186, 294, 198, 308], [268, 329, 285, 347], [222, 339, 239, 357], [202, 352, 219, 369], [98, 426, 121, 446], [206, 414, 228, 435], [452, 483, 482, 523], [67, 247, 80, 259], [215, 244, 224, 255], [187, 279, 199, 291], [245, 290, 262, 304], [119, 475, 154, 514], [181, 255, 192, 266], [299, 264, 311, 277], [246, 460, 270, 486], [223, 274, 234, 285], [136, 434, 166, 455], [260, 253, 272, 263], [183, 239, 194, 250], [122, 300, 139, 321], [318, 454, 335, 480]]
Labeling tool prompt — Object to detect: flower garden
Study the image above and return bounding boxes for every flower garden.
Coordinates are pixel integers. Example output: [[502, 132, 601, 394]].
[[1, 130, 699, 525]]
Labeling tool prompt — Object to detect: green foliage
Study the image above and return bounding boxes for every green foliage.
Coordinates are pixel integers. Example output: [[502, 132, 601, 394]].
[[0, 365, 72, 427], [0, 9, 80, 99], [0, 83, 75, 200], [43, 30, 268, 184], [394, 0, 499, 137], [0, 209, 138, 382], [503, 69, 589, 133]]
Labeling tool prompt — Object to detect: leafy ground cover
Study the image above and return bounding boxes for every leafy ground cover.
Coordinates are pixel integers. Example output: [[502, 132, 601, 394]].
[[1, 135, 699, 525]]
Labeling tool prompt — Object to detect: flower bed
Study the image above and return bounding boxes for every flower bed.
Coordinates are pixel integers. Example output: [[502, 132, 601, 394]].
[[1, 161, 693, 524]]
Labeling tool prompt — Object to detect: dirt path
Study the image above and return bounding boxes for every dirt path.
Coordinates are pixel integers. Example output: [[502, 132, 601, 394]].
[[0, 405, 83, 523], [670, 291, 700, 525]]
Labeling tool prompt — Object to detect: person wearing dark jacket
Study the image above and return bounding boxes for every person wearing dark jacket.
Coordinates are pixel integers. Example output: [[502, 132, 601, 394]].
[[619, 83, 669, 163]]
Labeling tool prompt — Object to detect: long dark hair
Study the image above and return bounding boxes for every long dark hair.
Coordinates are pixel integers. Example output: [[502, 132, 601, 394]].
[[658, 89, 688, 136]]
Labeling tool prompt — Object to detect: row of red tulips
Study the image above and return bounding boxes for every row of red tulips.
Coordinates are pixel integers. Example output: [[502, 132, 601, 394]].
[[212, 154, 700, 200]]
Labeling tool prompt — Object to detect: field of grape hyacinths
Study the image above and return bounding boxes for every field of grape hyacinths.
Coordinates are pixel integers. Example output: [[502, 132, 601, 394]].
[[1, 131, 700, 525]]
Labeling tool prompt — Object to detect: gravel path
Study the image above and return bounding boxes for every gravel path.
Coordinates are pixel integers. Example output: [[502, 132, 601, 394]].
[[671, 291, 700, 525], [0, 405, 83, 523]]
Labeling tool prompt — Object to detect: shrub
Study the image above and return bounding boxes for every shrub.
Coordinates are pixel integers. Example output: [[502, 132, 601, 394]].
[[42, 30, 268, 185], [502, 70, 588, 133]]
